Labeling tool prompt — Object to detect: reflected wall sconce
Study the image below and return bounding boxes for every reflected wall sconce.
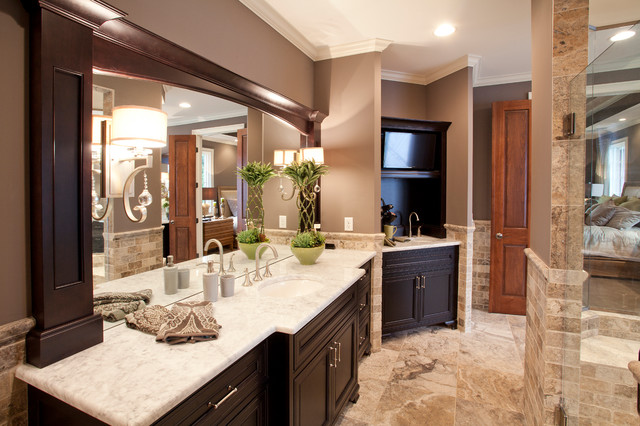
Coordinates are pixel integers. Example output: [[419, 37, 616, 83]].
[[91, 106, 168, 223], [273, 146, 325, 201]]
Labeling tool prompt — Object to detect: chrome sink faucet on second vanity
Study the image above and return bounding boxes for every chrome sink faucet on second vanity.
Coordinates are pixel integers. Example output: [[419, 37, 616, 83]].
[[203, 238, 225, 274], [254, 243, 278, 281], [409, 211, 420, 238]]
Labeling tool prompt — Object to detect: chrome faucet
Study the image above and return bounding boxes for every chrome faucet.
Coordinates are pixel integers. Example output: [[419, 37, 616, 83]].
[[203, 238, 225, 274], [409, 211, 420, 239], [254, 243, 278, 281]]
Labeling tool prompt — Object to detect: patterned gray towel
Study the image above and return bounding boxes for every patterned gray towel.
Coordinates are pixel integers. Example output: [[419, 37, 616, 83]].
[[156, 301, 221, 345], [125, 305, 172, 334], [94, 289, 153, 322]]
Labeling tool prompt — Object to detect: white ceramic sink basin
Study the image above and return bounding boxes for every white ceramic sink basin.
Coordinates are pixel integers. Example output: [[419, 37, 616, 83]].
[[258, 275, 323, 298]]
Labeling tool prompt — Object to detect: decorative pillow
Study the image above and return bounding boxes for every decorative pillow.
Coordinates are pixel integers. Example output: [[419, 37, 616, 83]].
[[619, 196, 640, 212], [597, 194, 628, 205], [606, 207, 640, 230], [226, 198, 238, 217], [585, 200, 616, 226]]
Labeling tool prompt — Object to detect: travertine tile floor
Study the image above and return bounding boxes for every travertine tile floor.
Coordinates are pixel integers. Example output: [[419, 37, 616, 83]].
[[337, 309, 526, 425]]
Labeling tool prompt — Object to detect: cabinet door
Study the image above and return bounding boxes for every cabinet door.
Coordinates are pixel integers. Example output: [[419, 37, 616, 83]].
[[382, 274, 420, 333], [293, 346, 331, 426], [420, 269, 456, 325], [226, 390, 268, 426], [331, 313, 358, 418]]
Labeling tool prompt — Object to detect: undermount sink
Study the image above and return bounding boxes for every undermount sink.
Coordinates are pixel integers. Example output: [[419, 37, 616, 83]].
[[257, 275, 323, 298]]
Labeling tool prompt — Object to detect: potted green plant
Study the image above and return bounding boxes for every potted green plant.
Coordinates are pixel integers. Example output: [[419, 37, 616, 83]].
[[236, 161, 276, 259], [282, 160, 329, 264]]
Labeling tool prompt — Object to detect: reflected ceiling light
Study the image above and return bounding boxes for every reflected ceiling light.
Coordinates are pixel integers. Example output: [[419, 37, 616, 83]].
[[619, 118, 627, 122], [610, 30, 635, 42], [179, 102, 191, 108], [434, 24, 455, 37]]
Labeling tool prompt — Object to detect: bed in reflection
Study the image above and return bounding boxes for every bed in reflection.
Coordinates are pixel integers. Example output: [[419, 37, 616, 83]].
[[583, 182, 640, 280]]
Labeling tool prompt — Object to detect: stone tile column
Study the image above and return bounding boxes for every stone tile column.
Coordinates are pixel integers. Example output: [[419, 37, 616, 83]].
[[0, 317, 35, 424], [104, 226, 164, 281], [472, 220, 491, 311], [445, 223, 475, 332]]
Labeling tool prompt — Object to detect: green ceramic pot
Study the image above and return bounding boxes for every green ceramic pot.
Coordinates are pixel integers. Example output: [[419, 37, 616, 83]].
[[237, 241, 269, 260], [291, 244, 325, 265]]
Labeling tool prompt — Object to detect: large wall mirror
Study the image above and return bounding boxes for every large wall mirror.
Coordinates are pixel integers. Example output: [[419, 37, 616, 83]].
[[91, 72, 303, 289], [25, 1, 325, 367]]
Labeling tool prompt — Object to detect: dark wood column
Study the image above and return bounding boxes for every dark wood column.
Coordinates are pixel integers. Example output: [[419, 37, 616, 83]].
[[25, 0, 124, 368]]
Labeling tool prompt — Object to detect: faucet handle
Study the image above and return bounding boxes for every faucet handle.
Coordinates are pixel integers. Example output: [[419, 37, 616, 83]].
[[242, 268, 253, 287], [227, 253, 236, 272], [264, 259, 275, 278]]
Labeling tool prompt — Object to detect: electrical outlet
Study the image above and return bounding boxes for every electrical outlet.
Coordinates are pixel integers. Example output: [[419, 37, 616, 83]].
[[279, 215, 287, 228], [344, 217, 354, 232]]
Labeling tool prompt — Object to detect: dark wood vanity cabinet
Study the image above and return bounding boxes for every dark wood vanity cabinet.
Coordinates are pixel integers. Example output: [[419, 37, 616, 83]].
[[357, 260, 372, 360], [382, 246, 458, 334], [155, 342, 268, 425]]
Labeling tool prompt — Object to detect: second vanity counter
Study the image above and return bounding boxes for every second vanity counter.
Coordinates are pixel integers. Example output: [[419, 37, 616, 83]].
[[16, 247, 375, 426], [382, 235, 460, 252]]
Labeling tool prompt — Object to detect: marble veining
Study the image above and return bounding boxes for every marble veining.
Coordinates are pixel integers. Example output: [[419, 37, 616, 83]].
[[16, 247, 375, 426], [381, 236, 460, 252]]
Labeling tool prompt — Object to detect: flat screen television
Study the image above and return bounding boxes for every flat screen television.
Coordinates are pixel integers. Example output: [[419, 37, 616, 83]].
[[382, 131, 437, 170]]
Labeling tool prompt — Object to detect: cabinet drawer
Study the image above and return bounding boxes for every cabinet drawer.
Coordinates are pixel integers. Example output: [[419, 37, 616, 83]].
[[293, 284, 357, 371], [383, 246, 457, 277], [358, 317, 370, 359], [155, 343, 267, 425], [357, 285, 370, 317]]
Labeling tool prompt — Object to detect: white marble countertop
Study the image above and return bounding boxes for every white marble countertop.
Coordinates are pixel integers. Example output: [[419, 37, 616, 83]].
[[16, 247, 375, 426], [382, 235, 460, 252]]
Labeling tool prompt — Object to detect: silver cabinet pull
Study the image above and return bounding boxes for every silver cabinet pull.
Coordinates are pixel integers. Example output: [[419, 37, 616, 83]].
[[335, 342, 341, 362], [334, 344, 339, 365], [496, 232, 503, 239], [421, 275, 426, 289], [360, 336, 365, 344], [208, 385, 238, 410], [415, 276, 420, 289], [329, 347, 335, 367], [359, 303, 366, 311]]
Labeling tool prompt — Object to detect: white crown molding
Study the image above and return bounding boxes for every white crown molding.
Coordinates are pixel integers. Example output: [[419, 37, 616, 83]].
[[589, 80, 640, 96], [316, 39, 393, 61], [167, 112, 247, 127], [381, 70, 428, 85], [239, 0, 318, 60], [191, 123, 246, 136], [201, 135, 238, 146], [474, 72, 532, 87], [382, 55, 482, 86]]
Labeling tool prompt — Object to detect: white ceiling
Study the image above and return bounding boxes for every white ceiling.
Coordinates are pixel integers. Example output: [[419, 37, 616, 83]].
[[162, 86, 247, 127], [241, 0, 640, 86]]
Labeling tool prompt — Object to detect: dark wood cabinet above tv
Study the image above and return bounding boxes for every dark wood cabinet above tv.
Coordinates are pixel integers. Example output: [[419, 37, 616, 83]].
[[381, 117, 451, 238]]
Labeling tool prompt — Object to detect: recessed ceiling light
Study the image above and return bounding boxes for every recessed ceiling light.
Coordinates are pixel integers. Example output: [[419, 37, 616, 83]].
[[610, 30, 635, 42], [618, 118, 627, 122], [179, 102, 191, 108], [434, 24, 455, 37]]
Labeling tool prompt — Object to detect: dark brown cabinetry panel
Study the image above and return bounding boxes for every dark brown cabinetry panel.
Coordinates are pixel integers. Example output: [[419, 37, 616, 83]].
[[382, 246, 458, 334], [26, 5, 103, 368]]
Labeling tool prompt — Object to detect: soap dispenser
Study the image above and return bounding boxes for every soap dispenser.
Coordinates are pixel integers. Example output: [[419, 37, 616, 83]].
[[203, 260, 219, 302], [164, 255, 178, 295]]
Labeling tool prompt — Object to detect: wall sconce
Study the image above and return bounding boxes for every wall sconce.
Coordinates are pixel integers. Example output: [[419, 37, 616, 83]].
[[92, 106, 167, 223], [275, 146, 325, 200], [91, 115, 112, 220]]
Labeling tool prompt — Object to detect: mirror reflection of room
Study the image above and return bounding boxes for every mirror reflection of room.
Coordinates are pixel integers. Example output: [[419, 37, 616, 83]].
[[91, 73, 301, 287]]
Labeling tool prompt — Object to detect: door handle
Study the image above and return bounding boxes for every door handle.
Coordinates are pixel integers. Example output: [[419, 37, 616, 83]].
[[495, 233, 503, 239], [329, 346, 335, 368], [421, 276, 426, 289], [335, 341, 341, 362], [415, 276, 420, 289], [170, 220, 175, 225]]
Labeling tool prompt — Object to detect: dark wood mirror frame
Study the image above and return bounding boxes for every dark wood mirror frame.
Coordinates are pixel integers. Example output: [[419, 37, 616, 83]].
[[24, 0, 325, 367]]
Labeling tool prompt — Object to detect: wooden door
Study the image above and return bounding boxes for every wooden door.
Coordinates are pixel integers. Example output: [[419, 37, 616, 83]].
[[237, 128, 248, 231], [489, 100, 531, 315], [169, 135, 197, 263]]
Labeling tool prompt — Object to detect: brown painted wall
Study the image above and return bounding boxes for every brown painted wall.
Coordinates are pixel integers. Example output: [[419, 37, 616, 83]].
[[530, 0, 554, 265], [93, 75, 164, 234], [473, 81, 532, 220], [424, 68, 474, 227], [201, 140, 238, 187], [0, 1, 29, 325], [106, 0, 314, 107], [381, 80, 427, 119], [315, 53, 382, 234]]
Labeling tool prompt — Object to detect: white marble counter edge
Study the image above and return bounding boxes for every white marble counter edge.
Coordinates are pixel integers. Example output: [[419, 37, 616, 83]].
[[16, 249, 376, 426], [382, 239, 460, 252]]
